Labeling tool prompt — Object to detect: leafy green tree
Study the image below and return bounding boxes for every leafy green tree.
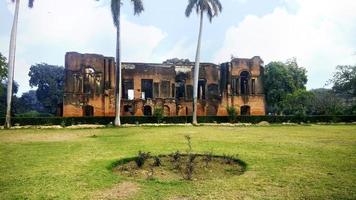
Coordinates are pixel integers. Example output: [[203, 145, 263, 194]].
[[96, 0, 144, 127], [0, 81, 18, 117], [28, 64, 64, 115], [263, 60, 308, 114], [309, 88, 344, 115], [185, 0, 222, 125], [328, 65, 356, 97], [5, 0, 35, 128], [14, 90, 44, 114], [282, 89, 314, 116], [0, 53, 7, 81]]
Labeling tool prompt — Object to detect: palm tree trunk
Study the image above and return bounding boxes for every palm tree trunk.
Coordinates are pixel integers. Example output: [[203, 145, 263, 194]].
[[5, 0, 20, 129], [114, 5, 122, 127], [192, 10, 204, 125]]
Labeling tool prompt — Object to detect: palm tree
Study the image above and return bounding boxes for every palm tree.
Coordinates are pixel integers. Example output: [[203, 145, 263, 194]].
[[98, 0, 144, 126], [185, 0, 222, 125], [5, 0, 35, 129]]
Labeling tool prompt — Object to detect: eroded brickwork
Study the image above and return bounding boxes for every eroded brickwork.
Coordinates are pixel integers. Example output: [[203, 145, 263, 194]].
[[63, 52, 266, 117]]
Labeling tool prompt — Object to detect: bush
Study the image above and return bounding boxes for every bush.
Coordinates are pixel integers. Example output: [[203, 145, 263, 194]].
[[0, 115, 354, 126], [226, 106, 237, 123], [153, 107, 164, 123], [135, 151, 150, 168]]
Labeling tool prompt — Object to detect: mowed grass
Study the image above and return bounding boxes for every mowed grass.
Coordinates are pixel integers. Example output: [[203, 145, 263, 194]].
[[0, 125, 355, 199]]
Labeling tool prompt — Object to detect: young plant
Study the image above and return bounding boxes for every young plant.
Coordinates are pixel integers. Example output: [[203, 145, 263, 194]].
[[171, 150, 181, 170], [185, 135, 192, 153], [153, 156, 161, 167], [226, 106, 237, 123], [184, 153, 197, 180], [135, 151, 150, 168], [153, 106, 164, 123]]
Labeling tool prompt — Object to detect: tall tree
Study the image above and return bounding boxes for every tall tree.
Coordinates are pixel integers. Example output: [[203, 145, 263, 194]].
[[263, 60, 307, 115], [97, 0, 144, 126], [5, 0, 35, 128], [28, 63, 64, 115], [328, 65, 356, 98], [185, 0, 222, 125], [0, 53, 7, 81]]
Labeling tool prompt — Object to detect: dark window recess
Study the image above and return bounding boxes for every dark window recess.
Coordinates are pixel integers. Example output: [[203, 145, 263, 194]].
[[122, 79, 134, 99], [252, 79, 256, 95], [186, 85, 193, 100], [160, 81, 170, 98], [153, 82, 159, 98], [198, 80, 206, 99], [141, 79, 153, 99], [207, 84, 219, 100], [241, 105, 250, 116], [176, 81, 185, 99], [83, 105, 94, 116], [240, 71, 250, 95], [108, 59, 112, 86], [124, 105, 134, 114], [231, 77, 239, 96], [143, 105, 152, 116], [171, 83, 175, 98]]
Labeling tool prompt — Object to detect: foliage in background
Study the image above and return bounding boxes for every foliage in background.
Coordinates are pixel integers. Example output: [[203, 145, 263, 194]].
[[328, 65, 356, 97], [309, 88, 344, 115], [153, 106, 164, 123], [226, 106, 237, 122], [0, 81, 18, 117], [29, 63, 64, 115], [282, 89, 314, 116], [0, 53, 7, 81], [263, 59, 307, 115], [14, 90, 45, 115]]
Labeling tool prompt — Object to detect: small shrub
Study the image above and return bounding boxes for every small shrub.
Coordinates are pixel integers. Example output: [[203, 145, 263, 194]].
[[184, 153, 197, 180], [153, 156, 161, 167], [135, 151, 150, 168], [171, 150, 181, 169], [226, 106, 237, 123], [153, 107, 164, 123]]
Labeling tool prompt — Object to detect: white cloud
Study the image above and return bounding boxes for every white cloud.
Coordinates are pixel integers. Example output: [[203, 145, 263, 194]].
[[214, 0, 356, 89], [3, 0, 166, 93]]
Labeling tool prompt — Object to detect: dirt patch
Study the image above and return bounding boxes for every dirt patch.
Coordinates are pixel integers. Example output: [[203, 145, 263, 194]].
[[113, 154, 246, 181], [95, 182, 139, 200]]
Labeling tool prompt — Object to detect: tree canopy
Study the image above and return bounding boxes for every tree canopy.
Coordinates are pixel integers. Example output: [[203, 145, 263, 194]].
[[0, 53, 7, 81], [28, 63, 64, 115], [263, 60, 308, 114], [328, 65, 356, 97]]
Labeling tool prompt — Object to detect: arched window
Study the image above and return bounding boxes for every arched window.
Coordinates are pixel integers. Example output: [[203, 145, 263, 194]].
[[240, 71, 250, 95], [83, 105, 94, 116], [143, 105, 152, 116], [240, 105, 250, 116], [164, 105, 170, 116]]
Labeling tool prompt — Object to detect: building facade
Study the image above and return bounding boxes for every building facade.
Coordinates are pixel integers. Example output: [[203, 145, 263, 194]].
[[63, 52, 266, 117]]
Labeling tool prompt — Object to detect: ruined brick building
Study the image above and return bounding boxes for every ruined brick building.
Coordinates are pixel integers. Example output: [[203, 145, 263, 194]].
[[63, 52, 266, 117]]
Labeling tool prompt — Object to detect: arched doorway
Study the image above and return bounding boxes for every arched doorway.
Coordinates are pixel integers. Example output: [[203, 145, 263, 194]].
[[240, 71, 250, 95], [83, 105, 94, 116], [206, 105, 217, 116], [240, 105, 250, 116], [143, 105, 152, 116], [164, 106, 170, 116]]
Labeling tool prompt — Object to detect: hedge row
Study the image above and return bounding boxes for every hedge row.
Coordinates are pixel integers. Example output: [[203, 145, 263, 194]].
[[0, 115, 355, 126]]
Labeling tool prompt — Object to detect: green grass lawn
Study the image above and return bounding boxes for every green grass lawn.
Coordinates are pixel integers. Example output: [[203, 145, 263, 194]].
[[0, 125, 355, 199]]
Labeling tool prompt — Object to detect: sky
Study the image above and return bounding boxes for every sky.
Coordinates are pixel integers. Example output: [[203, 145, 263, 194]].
[[0, 0, 355, 94]]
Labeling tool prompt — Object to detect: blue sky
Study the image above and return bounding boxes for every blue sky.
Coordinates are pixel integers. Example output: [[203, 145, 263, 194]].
[[0, 0, 355, 94]]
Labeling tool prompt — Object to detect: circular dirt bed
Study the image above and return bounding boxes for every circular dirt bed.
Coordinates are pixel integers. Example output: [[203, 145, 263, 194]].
[[112, 153, 246, 181]]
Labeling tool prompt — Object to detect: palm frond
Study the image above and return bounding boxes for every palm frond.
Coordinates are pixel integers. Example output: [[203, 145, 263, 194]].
[[185, 0, 197, 17], [111, 0, 121, 27], [131, 0, 144, 15], [28, 0, 34, 8]]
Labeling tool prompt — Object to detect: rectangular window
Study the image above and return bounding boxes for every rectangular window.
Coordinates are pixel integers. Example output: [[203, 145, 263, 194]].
[[141, 79, 153, 99], [154, 82, 159, 98], [160, 81, 170, 98], [198, 80, 206, 99], [186, 85, 193, 100], [171, 83, 175, 98], [122, 79, 134, 99], [252, 79, 256, 95]]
